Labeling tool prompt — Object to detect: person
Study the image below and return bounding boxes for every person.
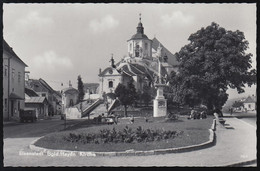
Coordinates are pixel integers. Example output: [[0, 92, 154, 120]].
[[230, 108, 233, 115], [130, 115, 134, 124], [201, 110, 207, 119]]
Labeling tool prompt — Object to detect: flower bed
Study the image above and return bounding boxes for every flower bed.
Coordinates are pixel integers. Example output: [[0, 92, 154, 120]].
[[35, 116, 213, 152]]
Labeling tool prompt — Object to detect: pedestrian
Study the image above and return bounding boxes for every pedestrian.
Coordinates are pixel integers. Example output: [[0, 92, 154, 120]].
[[230, 108, 233, 115], [130, 115, 134, 124]]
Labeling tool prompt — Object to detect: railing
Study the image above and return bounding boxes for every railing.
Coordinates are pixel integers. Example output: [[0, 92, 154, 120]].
[[107, 99, 120, 114], [81, 98, 103, 118]]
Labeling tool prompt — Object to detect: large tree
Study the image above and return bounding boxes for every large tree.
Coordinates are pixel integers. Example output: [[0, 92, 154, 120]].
[[114, 79, 138, 117], [170, 22, 256, 110], [77, 75, 85, 103]]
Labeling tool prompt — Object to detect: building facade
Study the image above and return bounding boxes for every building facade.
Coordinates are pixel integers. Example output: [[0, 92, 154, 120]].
[[3, 39, 27, 121], [61, 86, 79, 114]]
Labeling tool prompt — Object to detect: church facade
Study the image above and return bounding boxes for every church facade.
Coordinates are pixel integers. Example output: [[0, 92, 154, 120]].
[[98, 16, 179, 98]]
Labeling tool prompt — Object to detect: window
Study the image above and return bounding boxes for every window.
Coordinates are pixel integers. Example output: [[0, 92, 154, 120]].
[[4, 98, 7, 111], [108, 81, 113, 88], [18, 72, 21, 83], [135, 45, 140, 57], [145, 43, 148, 50], [4, 65, 8, 77], [12, 68, 15, 80], [70, 99, 74, 107], [248, 104, 251, 109], [130, 43, 132, 51], [18, 101, 20, 111], [42, 93, 46, 97]]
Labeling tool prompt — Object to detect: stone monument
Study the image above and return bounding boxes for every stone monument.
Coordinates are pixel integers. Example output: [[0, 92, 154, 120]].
[[153, 44, 167, 117]]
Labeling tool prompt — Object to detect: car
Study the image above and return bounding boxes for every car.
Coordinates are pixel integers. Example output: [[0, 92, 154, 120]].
[[20, 108, 38, 123]]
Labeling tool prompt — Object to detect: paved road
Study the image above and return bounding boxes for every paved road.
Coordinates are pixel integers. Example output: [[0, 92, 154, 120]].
[[4, 117, 84, 139], [3, 115, 256, 167], [224, 111, 256, 128]]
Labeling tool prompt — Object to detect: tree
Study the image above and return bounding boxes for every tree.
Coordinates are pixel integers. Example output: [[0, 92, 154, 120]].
[[140, 84, 153, 106], [114, 79, 138, 117], [171, 22, 256, 110], [77, 75, 85, 103], [232, 101, 244, 108]]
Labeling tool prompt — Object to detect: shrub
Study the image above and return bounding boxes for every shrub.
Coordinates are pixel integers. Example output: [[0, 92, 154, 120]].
[[62, 126, 182, 144]]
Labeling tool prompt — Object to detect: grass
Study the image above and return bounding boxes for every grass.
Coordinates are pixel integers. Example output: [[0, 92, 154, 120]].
[[35, 115, 213, 152]]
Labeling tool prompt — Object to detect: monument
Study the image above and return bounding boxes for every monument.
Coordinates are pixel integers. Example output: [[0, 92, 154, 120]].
[[153, 44, 167, 117]]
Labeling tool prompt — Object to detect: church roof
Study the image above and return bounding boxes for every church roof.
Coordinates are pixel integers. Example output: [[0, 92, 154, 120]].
[[152, 37, 179, 66], [131, 33, 149, 40], [62, 87, 78, 94]]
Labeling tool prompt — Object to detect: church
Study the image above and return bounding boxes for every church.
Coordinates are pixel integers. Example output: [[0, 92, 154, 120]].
[[98, 15, 179, 98]]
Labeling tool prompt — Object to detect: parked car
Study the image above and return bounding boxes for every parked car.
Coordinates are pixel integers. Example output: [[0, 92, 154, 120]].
[[20, 108, 38, 123]]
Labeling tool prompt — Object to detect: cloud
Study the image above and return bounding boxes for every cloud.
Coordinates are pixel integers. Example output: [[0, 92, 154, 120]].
[[89, 15, 119, 33], [30, 51, 73, 73], [161, 11, 194, 27], [15, 11, 54, 31]]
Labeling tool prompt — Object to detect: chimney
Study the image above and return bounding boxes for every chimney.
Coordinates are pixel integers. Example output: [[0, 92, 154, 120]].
[[69, 80, 72, 87], [99, 68, 102, 74]]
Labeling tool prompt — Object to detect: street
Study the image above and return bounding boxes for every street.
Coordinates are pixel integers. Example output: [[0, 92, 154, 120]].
[[4, 117, 84, 139], [225, 111, 256, 128]]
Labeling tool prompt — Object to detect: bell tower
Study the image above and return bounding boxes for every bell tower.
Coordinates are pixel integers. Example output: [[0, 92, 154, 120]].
[[127, 14, 152, 59]]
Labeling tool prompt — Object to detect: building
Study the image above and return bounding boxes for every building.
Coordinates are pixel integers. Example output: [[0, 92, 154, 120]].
[[61, 83, 79, 114], [98, 16, 179, 97], [26, 78, 60, 115], [243, 95, 256, 111], [25, 96, 49, 119], [83, 83, 100, 100], [2, 39, 28, 121]]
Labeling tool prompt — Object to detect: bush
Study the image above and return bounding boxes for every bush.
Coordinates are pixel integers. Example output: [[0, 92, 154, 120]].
[[62, 126, 182, 144]]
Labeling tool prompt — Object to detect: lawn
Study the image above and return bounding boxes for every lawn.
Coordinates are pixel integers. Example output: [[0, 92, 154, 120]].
[[35, 115, 213, 152]]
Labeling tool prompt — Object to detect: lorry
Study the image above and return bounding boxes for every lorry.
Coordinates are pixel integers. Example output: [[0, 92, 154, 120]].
[[20, 108, 38, 123]]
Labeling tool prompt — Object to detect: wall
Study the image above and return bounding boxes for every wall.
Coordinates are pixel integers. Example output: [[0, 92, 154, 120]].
[[99, 68, 122, 95], [3, 50, 26, 121], [25, 103, 48, 119]]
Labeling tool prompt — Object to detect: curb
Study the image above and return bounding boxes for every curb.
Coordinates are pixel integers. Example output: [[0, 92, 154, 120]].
[[224, 159, 257, 167], [30, 119, 216, 157]]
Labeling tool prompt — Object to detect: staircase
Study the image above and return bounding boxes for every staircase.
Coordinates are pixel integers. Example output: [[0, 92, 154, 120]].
[[81, 99, 103, 118]]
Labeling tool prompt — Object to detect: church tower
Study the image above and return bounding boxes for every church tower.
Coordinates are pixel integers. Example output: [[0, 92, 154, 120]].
[[127, 14, 152, 59]]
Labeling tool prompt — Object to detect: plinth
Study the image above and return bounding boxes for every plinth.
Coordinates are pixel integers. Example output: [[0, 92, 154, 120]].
[[153, 84, 167, 117]]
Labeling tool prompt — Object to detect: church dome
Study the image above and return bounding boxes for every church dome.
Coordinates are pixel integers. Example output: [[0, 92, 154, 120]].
[[130, 15, 149, 40]]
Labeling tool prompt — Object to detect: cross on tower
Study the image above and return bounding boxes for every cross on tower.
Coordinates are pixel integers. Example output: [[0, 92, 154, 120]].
[[139, 13, 141, 22]]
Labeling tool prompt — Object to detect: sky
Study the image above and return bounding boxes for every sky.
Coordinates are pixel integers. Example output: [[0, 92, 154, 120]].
[[3, 3, 256, 99]]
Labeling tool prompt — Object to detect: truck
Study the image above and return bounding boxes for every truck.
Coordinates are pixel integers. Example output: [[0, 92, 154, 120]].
[[20, 108, 38, 123]]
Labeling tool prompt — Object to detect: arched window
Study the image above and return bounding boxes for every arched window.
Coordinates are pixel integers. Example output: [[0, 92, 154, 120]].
[[135, 45, 140, 57], [108, 81, 113, 88], [70, 99, 74, 107]]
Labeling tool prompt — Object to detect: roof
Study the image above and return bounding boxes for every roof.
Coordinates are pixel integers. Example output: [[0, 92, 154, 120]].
[[83, 83, 99, 92], [62, 87, 78, 94], [244, 96, 256, 103], [130, 33, 149, 40], [25, 87, 39, 97], [152, 37, 179, 66], [39, 78, 55, 93], [9, 92, 24, 100], [99, 67, 121, 77], [3, 39, 28, 67], [25, 96, 47, 104]]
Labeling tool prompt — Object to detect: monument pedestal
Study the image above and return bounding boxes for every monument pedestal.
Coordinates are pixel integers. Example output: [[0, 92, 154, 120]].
[[153, 84, 167, 117]]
